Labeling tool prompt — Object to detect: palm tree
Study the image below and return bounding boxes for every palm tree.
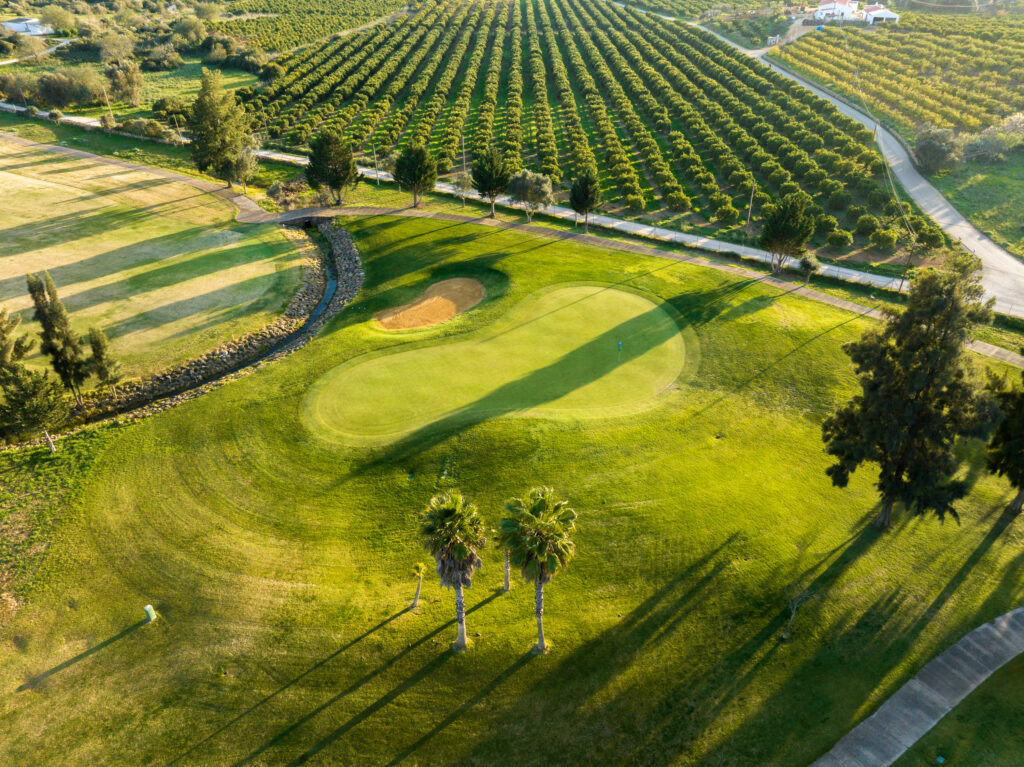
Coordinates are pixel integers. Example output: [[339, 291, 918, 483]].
[[419, 492, 486, 651], [498, 487, 577, 653], [411, 562, 426, 609]]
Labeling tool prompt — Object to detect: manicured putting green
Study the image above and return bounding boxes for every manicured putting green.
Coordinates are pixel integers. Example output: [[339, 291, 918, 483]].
[[303, 284, 687, 441]]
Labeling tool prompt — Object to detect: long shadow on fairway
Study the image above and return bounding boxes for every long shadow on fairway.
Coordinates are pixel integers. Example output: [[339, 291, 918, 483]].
[[17, 619, 147, 692], [345, 298, 685, 474], [459, 526, 883, 765], [0, 206, 159, 259], [166, 609, 408, 765], [229, 591, 501, 767], [384, 651, 536, 766]]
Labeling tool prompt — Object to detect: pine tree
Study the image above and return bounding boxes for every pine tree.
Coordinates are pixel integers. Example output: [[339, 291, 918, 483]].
[[393, 142, 436, 208], [822, 254, 994, 527], [569, 166, 601, 234], [987, 364, 1024, 513], [472, 146, 510, 218], [0, 366, 68, 452], [307, 128, 358, 204], [759, 192, 815, 273], [27, 272, 88, 405], [0, 307, 33, 370], [188, 68, 255, 187], [88, 327, 122, 394]]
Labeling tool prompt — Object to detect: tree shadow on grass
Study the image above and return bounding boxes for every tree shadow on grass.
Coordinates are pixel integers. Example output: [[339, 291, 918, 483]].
[[17, 619, 147, 692], [167, 609, 409, 765], [459, 526, 882, 765], [344, 298, 686, 477], [384, 651, 536, 766], [228, 591, 501, 767], [0, 206, 158, 259]]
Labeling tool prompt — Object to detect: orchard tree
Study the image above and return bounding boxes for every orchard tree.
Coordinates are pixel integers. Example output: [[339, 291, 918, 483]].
[[569, 166, 601, 233], [498, 487, 577, 653], [987, 367, 1024, 514], [419, 491, 486, 651], [393, 142, 436, 208], [472, 146, 510, 218], [508, 169, 553, 223], [822, 254, 994, 528], [188, 68, 255, 187], [27, 272, 88, 405], [759, 192, 815, 273], [306, 128, 358, 204]]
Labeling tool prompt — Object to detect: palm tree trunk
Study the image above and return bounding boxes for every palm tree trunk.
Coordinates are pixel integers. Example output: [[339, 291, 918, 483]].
[[490, 198, 496, 218], [1010, 487, 1024, 514], [454, 581, 467, 651], [535, 580, 546, 653], [873, 499, 894, 528], [412, 575, 422, 609], [503, 550, 510, 593], [43, 429, 56, 453]]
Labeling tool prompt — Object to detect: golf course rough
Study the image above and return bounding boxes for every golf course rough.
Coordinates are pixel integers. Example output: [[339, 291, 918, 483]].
[[302, 283, 689, 442]]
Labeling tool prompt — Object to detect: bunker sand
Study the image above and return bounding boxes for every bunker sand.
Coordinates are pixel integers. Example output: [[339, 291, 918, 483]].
[[376, 278, 486, 330]]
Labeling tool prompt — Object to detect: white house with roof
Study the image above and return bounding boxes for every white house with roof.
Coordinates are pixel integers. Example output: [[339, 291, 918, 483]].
[[814, 0, 859, 21], [863, 4, 900, 23], [1, 17, 54, 35]]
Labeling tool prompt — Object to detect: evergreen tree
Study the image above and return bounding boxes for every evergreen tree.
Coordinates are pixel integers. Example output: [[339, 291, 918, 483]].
[[306, 128, 358, 204], [88, 326, 122, 394], [472, 146, 511, 218], [27, 272, 88, 405], [188, 68, 255, 187], [0, 307, 33, 371], [226, 144, 258, 194], [0, 366, 68, 452], [759, 192, 815, 273], [393, 142, 436, 208], [987, 364, 1024, 514], [822, 254, 994, 528], [105, 59, 144, 106], [569, 166, 601, 234]]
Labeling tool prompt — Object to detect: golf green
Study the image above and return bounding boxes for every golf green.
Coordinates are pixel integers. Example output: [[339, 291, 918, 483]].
[[302, 284, 688, 442]]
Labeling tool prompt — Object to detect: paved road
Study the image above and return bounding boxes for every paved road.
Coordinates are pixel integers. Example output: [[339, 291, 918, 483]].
[[812, 607, 1024, 767], [689, 20, 1024, 316], [0, 38, 74, 67]]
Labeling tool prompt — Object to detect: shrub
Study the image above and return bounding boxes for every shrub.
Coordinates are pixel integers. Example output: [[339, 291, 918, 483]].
[[828, 189, 852, 210], [816, 214, 838, 234], [24, 106, 39, 118], [715, 203, 740, 224], [847, 205, 868, 222], [49, 108, 63, 122], [856, 214, 881, 235], [870, 228, 899, 250], [624, 193, 645, 211], [828, 229, 854, 248]]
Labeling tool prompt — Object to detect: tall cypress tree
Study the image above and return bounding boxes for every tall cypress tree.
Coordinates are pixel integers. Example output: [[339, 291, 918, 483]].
[[27, 272, 88, 405], [393, 142, 436, 208], [822, 254, 994, 527], [88, 326, 122, 394], [188, 68, 255, 187]]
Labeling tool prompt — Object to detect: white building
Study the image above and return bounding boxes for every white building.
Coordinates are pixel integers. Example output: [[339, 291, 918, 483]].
[[863, 4, 900, 23], [814, 0, 859, 21], [1, 17, 54, 36]]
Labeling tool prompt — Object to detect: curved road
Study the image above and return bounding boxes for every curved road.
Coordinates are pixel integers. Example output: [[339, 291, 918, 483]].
[[688, 19, 1024, 315]]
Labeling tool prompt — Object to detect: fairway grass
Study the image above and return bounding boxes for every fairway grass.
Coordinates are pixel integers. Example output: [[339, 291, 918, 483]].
[[0, 140, 304, 379], [303, 284, 690, 442], [1, 216, 1022, 766]]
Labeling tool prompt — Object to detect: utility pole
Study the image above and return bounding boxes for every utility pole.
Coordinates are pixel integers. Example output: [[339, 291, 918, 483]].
[[100, 83, 114, 125], [461, 130, 466, 176], [372, 142, 379, 185]]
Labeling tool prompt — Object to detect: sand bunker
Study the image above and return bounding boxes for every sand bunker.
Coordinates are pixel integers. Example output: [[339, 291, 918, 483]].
[[377, 278, 486, 330]]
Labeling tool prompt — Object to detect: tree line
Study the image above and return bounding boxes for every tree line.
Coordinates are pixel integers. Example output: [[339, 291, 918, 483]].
[[0, 274, 120, 452]]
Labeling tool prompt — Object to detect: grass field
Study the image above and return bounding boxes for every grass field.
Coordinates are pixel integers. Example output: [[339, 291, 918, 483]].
[[0, 139, 304, 380], [1, 215, 1022, 765]]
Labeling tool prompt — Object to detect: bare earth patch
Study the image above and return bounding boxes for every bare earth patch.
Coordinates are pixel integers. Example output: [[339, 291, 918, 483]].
[[377, 278, 486, 330]]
